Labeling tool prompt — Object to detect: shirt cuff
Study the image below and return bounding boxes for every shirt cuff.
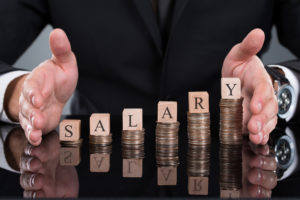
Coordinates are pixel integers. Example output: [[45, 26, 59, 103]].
[[0, 71, 29, 124]]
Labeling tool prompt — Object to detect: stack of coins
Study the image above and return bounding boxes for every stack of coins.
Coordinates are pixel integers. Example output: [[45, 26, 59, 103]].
[[219, 144, 242, 191], [187, 112, 211, 145], [122, 129, 145, 159], [89, 143, 112, 154], [156, 122, 180, 167], [219, 99, 243, 144], [89, 134, 112, 146], [60, 138, 83, 147], [187, 144, 210, 177]]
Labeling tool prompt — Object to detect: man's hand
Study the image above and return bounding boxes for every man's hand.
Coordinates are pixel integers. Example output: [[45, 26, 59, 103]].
[[222, 28, 278, 145], [17, 29, 78, 146]]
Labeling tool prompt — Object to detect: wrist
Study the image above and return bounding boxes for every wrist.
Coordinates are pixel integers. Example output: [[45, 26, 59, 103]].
[[4, 75, 28, 122]]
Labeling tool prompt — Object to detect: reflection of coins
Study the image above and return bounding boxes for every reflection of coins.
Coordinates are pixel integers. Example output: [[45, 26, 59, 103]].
[[187, 144, 210, 177], [187, 112, 211, 146], [219, 144, 242, 190], [60, 138, 83, 147], [219, 98, 243, 145], [89, 134, 112, 146], [89, 144, 112, 154], [155, 122, 180, 167], [122, 129, 145, 159]]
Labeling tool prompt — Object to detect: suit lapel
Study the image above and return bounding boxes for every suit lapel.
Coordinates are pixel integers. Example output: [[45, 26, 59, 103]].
[[133, 0, 163, 56], [169, 0, 189, 39]]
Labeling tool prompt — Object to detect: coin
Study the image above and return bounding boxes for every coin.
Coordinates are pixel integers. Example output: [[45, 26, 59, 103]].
[[187, 112, 211, 146], [60, 138, 83, 147], [187, 144, 210, 177], [122, 129, 145, 159], [89, 134, 112, 146]]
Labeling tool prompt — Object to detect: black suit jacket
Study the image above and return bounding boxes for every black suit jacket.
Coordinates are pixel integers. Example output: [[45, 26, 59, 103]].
[[0, 0, 300, 116]]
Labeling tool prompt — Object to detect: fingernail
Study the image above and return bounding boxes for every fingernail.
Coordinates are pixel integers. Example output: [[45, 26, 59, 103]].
[[257, 102, 262, 112], [256, 120, 262, 132], [32, 191, 36, 199], [263, 134, 269, 144], [24, 145, 33, 156], [256, 170, 262, 182], [31, 96, 35, 106], [30, 174, 36, 187], [31, 116, 35, 126], [257, 132, 263, 143]]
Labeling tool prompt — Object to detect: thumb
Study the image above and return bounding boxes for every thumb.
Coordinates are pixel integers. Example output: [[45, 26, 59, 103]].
[[222, 28, 265, 76], [49, 28, 75, 65]]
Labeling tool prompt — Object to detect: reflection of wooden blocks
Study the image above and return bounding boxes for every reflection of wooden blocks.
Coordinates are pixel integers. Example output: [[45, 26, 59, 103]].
[[122, 109, 143, 130], [90, 114, 110, 136], [59, 120, 81, 141], [157, 167, 177, 185], [189, 92, 209, 113], [90, 154, 110, 172], [60, 147, 81, 166], [157, 101, 177, 123], [123, 159, 143, 178], [188, 176, 209, 195], [221, 78, 241, 99], [220, 190, 240, 198]]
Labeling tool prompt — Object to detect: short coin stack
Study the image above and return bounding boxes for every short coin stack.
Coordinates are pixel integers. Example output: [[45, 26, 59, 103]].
[[89, 114, 112, 146], [219, 78, 243, 145], [122, 129, 145, 159]]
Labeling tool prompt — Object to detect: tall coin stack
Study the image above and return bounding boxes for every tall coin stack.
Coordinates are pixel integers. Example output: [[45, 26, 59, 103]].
[[122, 109, 144, 178], [187, 92, 210, 195], [89, 114, 112, 146], [220, 78, 243, 145], [219, 78, 243, 198], [156, 101, 179, 186]]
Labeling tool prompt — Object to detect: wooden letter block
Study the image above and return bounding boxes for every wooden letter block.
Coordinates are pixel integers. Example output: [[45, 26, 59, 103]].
[[157, 167, 177, 186], [59, 119, 81, 141], [188, 92, 209, 113], [157, 101, 177, 123], [123, 159, 143, 178], [221, 78, 241, 99], [60, 147, 81, 166], [220, 190, 241, 198], [90, 153, 110, 173], [188, 176, 209, 195], [122, 109, 143, 130], [90, 113, 110, 136]]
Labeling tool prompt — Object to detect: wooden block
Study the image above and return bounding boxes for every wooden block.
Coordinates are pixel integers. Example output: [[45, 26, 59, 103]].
[[188, 176, 209, 195], [122, 159, 143, 178], [157, 166, 177, 185], [157, 101, 177, 123], [90, 153, 110, 172], [122, 109, 143, 130], [221, 78, 241, 99], [90, 113, 110, 136], [59, 119, 81, 141], [220, 190, 241, 198], [188, 92, 209, 113], [60, 147, 81, 166]]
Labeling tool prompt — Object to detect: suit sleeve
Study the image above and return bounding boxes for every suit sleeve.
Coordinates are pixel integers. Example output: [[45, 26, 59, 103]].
[[0, 0, 49, 73]]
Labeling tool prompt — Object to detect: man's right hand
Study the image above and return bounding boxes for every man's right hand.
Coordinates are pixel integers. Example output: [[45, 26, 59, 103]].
[[17, 29, 78, 146]]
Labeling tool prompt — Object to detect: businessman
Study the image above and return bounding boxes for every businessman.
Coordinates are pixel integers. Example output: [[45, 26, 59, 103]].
[[1, 0, 299, 146]]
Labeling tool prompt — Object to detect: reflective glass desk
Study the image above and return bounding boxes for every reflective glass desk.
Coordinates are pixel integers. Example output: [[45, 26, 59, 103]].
[[0, 115, 299, 198]]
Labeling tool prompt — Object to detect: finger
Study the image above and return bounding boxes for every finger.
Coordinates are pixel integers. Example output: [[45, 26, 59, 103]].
[[249, 155, 277, 171], [23, 190, 45, 198], [247, 168, 277, 190], [19, 96, 45, 130], [19, 113, 42, 146], [261, 117, 278, 145], [49, 28, 75, 65], [20, 173, 44, 190], [19, 154, 42, 172], [248, 142, 270, 156], [222, 28, 265, 76], [22, 79, 44, 108], [247, 184, 272, 198]]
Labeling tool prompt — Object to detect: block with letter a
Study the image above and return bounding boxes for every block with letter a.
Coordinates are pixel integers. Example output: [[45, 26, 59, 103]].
[[157, 101, 177, 123], [122, 109, 143, 130], [59, 119, 81, 141], [90, 154, 110, 173], [221, 78, 241, 99], [188, 91, 209, 113], [157, 166, 177, 186], [90, 113, 110, 136]]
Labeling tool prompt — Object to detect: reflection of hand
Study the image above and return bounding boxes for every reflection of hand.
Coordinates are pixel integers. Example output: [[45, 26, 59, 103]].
[[17, 29, 78, 146], [19, 132, 79, 198], [222, 29, 278, 145], [242, 141, 277, 198]]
